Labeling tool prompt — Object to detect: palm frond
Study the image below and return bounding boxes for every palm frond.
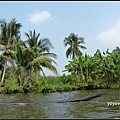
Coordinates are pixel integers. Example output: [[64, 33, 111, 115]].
[[0, 54, 15, 69], [32, 56, 58, 74]]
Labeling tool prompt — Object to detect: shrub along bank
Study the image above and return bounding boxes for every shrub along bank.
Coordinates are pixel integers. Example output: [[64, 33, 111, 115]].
[[0, 75, 120, 94]]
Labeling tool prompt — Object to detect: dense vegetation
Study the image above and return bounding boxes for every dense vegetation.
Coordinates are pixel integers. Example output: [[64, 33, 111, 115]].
[[0, 18, 120, 94]]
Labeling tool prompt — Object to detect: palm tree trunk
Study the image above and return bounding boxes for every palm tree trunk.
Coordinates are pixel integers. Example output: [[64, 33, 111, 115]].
[[72, 52, 75, 60], [18, 74, 22, 86], [0, 60, 7, 87]]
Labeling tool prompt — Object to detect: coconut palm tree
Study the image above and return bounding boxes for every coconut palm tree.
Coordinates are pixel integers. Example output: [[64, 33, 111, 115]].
[[24, 30, 58, 76], [64, 33, 87, 60], [0, 18, 22, 86], [11, 44, 35, 86], [0, 18, 22, 46]]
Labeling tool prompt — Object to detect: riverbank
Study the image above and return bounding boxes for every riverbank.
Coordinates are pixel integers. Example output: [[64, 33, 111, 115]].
[[0, 75, 120, 94]]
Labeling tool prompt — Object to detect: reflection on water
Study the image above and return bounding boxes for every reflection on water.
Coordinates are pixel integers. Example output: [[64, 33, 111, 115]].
[[0, 89, 119, 119]]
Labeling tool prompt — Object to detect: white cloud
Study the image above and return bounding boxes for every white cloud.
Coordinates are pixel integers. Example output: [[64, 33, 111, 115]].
[[28, 10, 52, 25], [96, 20, 120, 51]]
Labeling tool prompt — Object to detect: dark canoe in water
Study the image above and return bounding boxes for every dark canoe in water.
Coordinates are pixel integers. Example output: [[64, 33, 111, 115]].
[[55, 94, 102, 103], [0, 94, 102, 106]]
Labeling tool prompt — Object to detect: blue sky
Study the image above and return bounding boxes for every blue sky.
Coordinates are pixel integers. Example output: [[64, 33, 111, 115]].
[[0, 1, 120, 76]]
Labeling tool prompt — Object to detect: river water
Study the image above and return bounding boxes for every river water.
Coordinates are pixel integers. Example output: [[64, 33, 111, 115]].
[[0, 89, 119, 119]]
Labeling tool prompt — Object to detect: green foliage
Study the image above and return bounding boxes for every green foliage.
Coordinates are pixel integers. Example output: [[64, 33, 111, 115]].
[[38, 84, 56, 93], [85, 79, 98, 89], [54, 83, 65, 92], [59, 74, 76, 84], [103, 81, 120, 89], [63, 49, 120, 85], [77, 83, 86, 90], [0, 79, 18, 94], [32, 78, 46, 90]]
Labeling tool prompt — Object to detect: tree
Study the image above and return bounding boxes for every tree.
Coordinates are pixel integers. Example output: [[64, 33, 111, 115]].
[[64, 33, 87, 60], [24, 30, 58, 76], [0, 18, 22, 86], [12, 44, 35, 86]]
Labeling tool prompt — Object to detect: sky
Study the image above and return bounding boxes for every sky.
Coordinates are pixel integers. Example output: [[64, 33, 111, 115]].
[[0, 1, 120, 76]]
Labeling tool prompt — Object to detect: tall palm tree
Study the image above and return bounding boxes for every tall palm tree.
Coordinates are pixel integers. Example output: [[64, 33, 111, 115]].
[[11, 44, 35, 86], [0, 18, 22, 46], [0, 18, 22, 86], [24, 30, 58, 76], [64, 33, 87, 60]]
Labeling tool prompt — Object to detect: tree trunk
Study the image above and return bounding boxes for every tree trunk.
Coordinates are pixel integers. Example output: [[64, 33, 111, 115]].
[[0, 60, 7, 87], [18, 74, 22, 86]]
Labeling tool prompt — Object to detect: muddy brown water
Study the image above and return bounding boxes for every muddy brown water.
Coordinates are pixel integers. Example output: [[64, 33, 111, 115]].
[[0, 89, 119, 119]]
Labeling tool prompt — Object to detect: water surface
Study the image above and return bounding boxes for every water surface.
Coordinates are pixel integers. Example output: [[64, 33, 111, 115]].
[[0, 89, 119, 119]]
